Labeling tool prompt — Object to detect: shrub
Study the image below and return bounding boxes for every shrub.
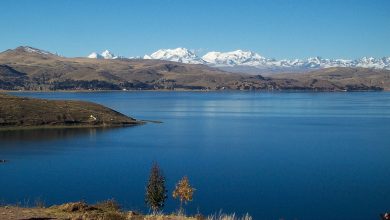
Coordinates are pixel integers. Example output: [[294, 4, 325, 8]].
[[172, 176, 195, 213], [145, 162, 167, 214]]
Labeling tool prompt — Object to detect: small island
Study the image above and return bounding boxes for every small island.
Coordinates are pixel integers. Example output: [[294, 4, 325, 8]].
[[0, 93, 143, 130]]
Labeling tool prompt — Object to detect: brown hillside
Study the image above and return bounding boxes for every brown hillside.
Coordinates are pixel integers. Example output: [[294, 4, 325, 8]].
[[0, 46, 388, 91], [272, 67, 390, 90], [0, 93, 141, 129]]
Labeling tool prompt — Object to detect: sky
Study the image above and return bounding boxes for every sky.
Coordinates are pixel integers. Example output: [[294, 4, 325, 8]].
[[0, 0, 389, 59]]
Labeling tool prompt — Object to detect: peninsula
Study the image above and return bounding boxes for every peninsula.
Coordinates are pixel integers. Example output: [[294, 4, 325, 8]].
[[0, 93, 142, 130]]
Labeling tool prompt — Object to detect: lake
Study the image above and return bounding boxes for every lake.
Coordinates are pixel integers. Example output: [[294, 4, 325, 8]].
[[1, 91, 390, 220]]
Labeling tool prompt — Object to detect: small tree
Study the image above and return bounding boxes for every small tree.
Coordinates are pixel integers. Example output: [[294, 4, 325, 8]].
[[172, 176, 195, 213], [145, 162, 167, 214]]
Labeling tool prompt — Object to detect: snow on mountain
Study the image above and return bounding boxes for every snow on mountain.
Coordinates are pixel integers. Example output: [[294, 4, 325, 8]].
[[87, 50, 118, 59], [202, 50, 268, 66], [143, 55, 152, 59], [101, 50, 117, 59], [129, 56, 142, 59], [144, 48, 205, 64], [87, 52, 104, 59], [202, 50, 390, 71], [19, 46, 53, 55], [298, 57, 390, 70], [202, 52, 356, 69], [89, 47, 389, 72], [355, 57, 389, 69]]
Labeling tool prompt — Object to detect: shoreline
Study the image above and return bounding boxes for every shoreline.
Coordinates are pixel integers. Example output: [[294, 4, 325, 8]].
[[0, 119, 163, 131], [2, 89, 389, 93], [0, 123, 144, 131]]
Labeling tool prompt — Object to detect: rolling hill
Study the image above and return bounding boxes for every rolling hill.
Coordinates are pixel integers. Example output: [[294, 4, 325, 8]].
[[272, 67, 390, 91], [0, 46, 388, 91]]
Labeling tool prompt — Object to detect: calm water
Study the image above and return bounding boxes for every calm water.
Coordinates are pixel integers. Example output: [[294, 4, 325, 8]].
[[1, 91, 390, 220]]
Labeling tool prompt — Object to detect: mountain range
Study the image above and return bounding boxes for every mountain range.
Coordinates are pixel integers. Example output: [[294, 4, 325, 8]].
[[0, 46, 389, 91], [87, 48, 390, 74]]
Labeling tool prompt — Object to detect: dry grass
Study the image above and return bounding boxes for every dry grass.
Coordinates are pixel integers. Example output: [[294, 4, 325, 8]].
[[273, 67, 390, 90], [207, 212, 252, 220], [95, 199, 121, 212], [0, 93, 142, 130], [0, 201, 253, 220]]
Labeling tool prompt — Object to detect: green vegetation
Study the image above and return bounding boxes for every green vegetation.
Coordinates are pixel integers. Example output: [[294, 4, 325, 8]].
[[145, 163, 196, 215], [145, 163, 168, 214]]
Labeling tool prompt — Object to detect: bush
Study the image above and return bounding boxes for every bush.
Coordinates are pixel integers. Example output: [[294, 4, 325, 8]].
[[145, 162, 167, 214], [172, 176, 195, 213]]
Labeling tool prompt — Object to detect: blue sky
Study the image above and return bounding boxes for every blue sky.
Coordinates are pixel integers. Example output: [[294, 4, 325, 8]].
[[0, 0, 389, 59]]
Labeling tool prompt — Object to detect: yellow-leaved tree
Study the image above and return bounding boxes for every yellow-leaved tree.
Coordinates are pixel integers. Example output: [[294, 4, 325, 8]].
[[172, 176, 195, 213]]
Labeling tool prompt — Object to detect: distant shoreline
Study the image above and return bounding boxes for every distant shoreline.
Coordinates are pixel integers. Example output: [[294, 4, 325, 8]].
[[2, 88, 388, 93]]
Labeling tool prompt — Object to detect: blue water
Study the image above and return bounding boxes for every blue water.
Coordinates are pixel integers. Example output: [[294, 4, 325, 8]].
[[1, 91, 390, 220]]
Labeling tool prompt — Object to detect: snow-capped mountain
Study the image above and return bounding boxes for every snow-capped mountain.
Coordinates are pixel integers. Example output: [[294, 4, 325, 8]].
[[202, 50, 268, 66], [87, 50, 118, 59], [355, 57, 390, 69], [145, 48, 390, 72], [17, 46, 53, 55], [201, 51, 390, 70], [87, 47, 390, 73], [101, 50, 117, 59], [128, 56, 142, 59], [87, 52, 103, 59], [143, 48, 205, 64]]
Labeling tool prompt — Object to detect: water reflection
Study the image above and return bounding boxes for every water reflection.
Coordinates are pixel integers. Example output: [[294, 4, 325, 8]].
[[0, 127, 121, 142]]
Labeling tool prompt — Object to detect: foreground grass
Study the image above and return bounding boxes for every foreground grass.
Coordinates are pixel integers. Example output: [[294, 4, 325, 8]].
[[0, 200, 252, 220]]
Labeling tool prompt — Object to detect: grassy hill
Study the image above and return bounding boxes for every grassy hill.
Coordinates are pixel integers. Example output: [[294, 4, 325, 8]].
[[0, 93, 141, 130]]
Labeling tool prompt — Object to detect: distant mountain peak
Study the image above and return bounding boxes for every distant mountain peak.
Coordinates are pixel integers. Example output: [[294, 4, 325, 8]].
[[101, 50, 116, 59], [202, 50, 266, 66], [144, 48, 205, 64], [87, 50, 118, 59], [15, 46, 53, 55], [146, 48, 390, 72], [87, 52, 104, 59]]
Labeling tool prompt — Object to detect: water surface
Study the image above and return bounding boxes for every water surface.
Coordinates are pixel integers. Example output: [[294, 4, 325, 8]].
[[1, 91, 389, 220]]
